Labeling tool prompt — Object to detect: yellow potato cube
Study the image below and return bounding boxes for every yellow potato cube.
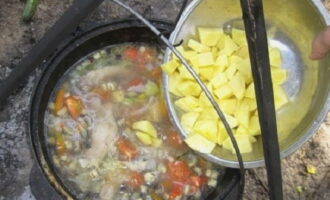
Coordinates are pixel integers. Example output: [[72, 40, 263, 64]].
[[245, 83, 255, 99], [223, 35, 239, 56], [217, 122, 228, 145], [188, 39, 210, 53], [189, 56, 200, 67], [198, 27, 224, 46], [273, 85, 289, 109], [177, 81, 202, 96], [214, 85, 233, 100], [136, 131, 153, 145], [236, 46, 249, 59], [132, 120, 157, 138], [185, 134, 216, 154], [199, 92, 213, 108], [168, 73, 184, 97], [217, 98, 237, 115], [211, 47, 218, 59], [242, 97, 257, 111], [161, 59, 180, 75], [223, 134, 252, 154], [210, 73, 228, 88], [225, 64, 238, 79], [248, 114, 260, 136], [193, 119, 218, 142], [232, 28, 247, 46], [236, 125, 248, 135], [235, 100, 250, 128], [197, 52, 214, 67], [214, 52, 228, 70], [181, 112, 200, 132], [271, 67, 287, 85], [229, 55, 243, 65], [221, 114, 238, 128], [237, 59, 253, 84], [178, 64, 199, 80], [229, 73, 246, 99], [199, 66, 215, 80], [199, 107, 218, 120], [175, 96, 200, 112], [269, 47, 282, 67]]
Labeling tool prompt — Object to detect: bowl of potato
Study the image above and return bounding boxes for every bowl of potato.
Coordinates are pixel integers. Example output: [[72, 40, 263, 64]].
[[161, 0, 330, 168]]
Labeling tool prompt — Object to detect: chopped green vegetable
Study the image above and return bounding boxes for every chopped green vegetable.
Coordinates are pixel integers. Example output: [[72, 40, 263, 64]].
[[22, 0, 39, 22], [145, 81, 159, 96]]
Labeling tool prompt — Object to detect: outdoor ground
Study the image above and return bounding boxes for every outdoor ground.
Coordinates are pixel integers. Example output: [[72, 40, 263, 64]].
[[0, 0, 329, 199]]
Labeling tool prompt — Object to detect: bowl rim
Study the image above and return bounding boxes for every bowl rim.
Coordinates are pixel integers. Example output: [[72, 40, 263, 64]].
[[162, 0, 330, 168]]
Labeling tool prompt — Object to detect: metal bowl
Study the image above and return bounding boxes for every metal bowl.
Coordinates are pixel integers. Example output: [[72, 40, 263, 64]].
[[163, 0, 330, 168]]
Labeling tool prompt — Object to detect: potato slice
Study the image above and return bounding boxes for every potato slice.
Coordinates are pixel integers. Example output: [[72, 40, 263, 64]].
[[217, 98, 237, 115], [229, 73, 246, 99], [188, 39, 210, 53], [223, 36, 239, 56], [198, 27, 224, 47], [271, 67, 287, 85], [177, 81, 202, 96], [210, 73, 228, 89], [185, 134, 216, 154], [223, 134, 252, 154], [193, 119, 218, 142], [175, 96, 200, 112], [197, 52, 214, 67], [161, 59, 180, 75], [181, 112, 200, 132], [132, 121, 157, 138], [214, 84, 233, 100]]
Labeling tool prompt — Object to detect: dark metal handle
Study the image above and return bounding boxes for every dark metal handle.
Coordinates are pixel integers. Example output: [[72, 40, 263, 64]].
[[0, 0, 104, 107], [239, 0, 283, 199]]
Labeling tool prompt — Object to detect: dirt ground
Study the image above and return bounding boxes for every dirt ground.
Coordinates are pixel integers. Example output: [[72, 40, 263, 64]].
[[0, 0, 329, 199]]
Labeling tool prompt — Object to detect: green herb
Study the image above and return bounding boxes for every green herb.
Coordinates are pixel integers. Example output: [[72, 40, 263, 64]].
[[22, 0, 39, 22]]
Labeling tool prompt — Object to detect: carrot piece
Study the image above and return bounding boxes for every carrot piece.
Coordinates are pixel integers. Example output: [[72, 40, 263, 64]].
[[123, 47, 139, 61], [128, 171, 145, 189], [55, 132, 66, 156], [150, 67, 162, 79], [92, 87, 111, 101], [116, 138, 138, 160], [65, 96, 83, 119], [54, 89, 65, 113]]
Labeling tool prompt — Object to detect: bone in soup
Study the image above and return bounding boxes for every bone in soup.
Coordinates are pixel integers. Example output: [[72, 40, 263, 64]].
[[45, 44, 222, 200]]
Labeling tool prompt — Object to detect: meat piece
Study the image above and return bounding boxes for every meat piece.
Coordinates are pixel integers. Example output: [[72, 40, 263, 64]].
[[85, 103, 118, 160], [80, 66, 130, 90]]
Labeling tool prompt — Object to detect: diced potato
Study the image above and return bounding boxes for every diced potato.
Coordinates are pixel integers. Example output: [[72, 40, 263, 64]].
[[161, 59, 180, 74], [245, 83, 255, 98], [217, 122, 228, 145], [188, 39, 210, 53], [168, 73, 184, 97], [271, 67, 287, 85], [193, 119, 218, 142], [197, 52, 214, 67], [185, 134, 216, 154], [229, 55, 243, 65], [269, 47, 282, 67], [223, 134, 252, 154], [177, 81, 202, 96], [199, 107, 218, 120], [236, 125, 248, 135], [273, 84, 289, 109], [242, 97, 257, 111], [248, 114, 260, 136], [175, 96, 200, 112], [229, 73, 245, 99], [222, 114, 238, 128], [232, 28, 247, 47], [214, 85, 233, 100], [237, 59, 252, 84], [181, 112, 200, 132], [199, 66, 215, 80], [214, 51, 228, 69], [235, 100, 250, 128], [217, 98, 237, 115], [223, 36, 239, 56], [136, 131, 153, 145], [210, 73, 228, 89], [132, 121, 157, 138], [198, 27, 224, 46], [178, 64, 199, 80], [236, 46, 249, 59], [211, 47, 218, 59], [189, 56, 200, 67], [199, 92, 213, 108], [225, 64, 237, 80]]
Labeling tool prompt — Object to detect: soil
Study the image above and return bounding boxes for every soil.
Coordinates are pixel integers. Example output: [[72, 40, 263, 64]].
[[0, 0, 329, 199]]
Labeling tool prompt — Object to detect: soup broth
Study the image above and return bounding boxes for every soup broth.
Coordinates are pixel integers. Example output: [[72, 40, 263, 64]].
[[45, 43, 222, 200]]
